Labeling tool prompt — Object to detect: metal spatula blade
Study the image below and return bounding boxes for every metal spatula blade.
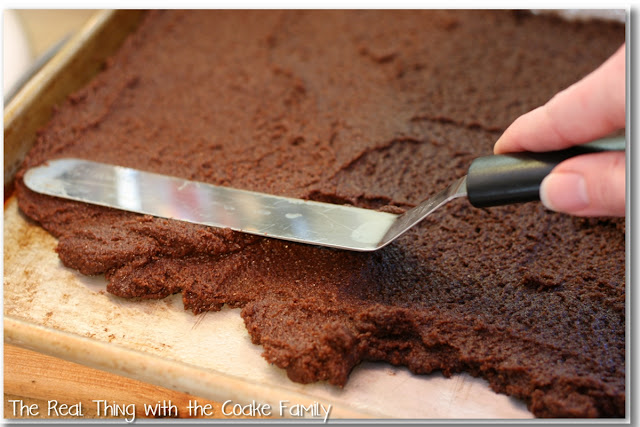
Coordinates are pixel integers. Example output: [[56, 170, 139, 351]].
[[23, 158, 408, 251], [21, 137, 624, 251]]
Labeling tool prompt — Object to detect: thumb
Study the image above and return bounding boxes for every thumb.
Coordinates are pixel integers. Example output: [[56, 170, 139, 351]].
[[539, 151, 625, 217]]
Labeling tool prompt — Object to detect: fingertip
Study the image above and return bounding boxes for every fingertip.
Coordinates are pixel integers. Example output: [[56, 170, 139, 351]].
[[493, 118, 523, 154], [493, 106, 555, 155], [540, 172, 589, 214], [493, 135, 506, 154]]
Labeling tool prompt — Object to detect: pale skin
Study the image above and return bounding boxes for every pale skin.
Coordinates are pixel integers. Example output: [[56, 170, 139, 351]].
[[494, 44, 626, 217]]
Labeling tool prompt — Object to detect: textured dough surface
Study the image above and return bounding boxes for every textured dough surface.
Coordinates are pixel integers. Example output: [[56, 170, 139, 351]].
[[15, 10, 625, 418]]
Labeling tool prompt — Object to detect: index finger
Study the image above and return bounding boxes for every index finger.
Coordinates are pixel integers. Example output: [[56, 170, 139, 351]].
[[494, 44, 626, 154]]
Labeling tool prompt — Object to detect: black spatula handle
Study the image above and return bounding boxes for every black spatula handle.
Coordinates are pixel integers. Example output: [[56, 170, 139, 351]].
[[466, 136, 625, 208]]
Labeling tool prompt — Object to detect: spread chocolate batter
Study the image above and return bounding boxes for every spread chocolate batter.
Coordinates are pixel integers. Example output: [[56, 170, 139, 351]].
[[15, 10, 625, 417]]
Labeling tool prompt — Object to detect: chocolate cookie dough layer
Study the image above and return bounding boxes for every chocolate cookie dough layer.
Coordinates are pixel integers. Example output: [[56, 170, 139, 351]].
[[15, 11, 625, 418]]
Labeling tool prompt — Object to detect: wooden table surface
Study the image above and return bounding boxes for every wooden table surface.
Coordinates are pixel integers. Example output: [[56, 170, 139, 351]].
[[4, 344, 242, 420], [3, 10, 254, 421]]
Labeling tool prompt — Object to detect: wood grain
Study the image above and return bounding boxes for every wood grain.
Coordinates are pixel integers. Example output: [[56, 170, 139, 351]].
[[4, 344, 259, 420]]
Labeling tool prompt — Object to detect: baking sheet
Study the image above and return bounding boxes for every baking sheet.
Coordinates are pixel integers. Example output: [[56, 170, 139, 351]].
[[3, 198, 532, 419], [5, 8, 585, 419]]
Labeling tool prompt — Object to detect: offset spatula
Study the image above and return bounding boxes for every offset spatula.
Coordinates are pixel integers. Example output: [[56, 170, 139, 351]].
[[23, 136, 624, 252]]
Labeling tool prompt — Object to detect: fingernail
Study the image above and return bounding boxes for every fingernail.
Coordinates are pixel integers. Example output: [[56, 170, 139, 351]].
[[540, 172, 589, 214]]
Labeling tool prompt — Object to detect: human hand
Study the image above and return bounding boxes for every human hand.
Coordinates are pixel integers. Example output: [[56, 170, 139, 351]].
[[494, 44, 626, 217]]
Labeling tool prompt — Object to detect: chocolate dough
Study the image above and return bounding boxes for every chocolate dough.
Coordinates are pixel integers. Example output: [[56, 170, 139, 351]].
[[15, 10, 625, 418]]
